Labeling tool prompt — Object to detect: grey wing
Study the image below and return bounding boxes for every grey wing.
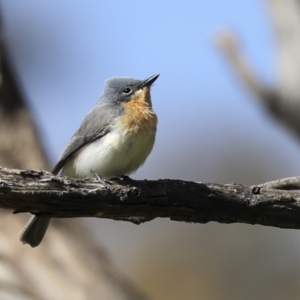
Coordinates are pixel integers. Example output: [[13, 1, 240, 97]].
[[52, 102, 122, 175]]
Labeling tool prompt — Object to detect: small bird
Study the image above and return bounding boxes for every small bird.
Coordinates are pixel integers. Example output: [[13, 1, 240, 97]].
[[20, 74, 159, 247]]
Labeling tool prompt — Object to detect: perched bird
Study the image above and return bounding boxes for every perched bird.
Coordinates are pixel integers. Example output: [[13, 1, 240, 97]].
[[20, 74, 159, 247]]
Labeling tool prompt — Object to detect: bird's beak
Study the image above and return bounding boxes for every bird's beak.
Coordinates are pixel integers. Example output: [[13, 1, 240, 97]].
[[139, 74, 160, 89]]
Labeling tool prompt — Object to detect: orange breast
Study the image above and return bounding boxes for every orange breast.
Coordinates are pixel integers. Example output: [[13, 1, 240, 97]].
[[118, 87, 157, 133]]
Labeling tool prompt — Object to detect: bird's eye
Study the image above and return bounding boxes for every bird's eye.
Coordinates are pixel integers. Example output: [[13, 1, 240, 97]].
[[122, 87, 132, 94]]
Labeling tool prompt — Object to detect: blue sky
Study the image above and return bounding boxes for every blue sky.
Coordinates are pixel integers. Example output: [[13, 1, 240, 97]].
[[1, 1, 285, 184]]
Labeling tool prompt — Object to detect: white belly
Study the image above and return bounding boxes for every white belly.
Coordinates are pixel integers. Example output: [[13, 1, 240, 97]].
[[61, 127, 156, 179]]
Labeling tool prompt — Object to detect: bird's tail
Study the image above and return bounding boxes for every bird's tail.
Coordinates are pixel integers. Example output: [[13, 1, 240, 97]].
[[19, 216, 51, 248]]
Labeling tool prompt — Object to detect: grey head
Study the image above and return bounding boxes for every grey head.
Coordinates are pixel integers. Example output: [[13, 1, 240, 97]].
[[100, 74, 159, 104]]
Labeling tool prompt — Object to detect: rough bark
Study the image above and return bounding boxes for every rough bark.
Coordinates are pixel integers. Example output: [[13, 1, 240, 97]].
[[1, 167, 300, 230]]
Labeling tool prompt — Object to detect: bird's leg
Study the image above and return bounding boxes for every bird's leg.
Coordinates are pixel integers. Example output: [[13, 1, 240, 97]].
[[90, 170, 107, 188]]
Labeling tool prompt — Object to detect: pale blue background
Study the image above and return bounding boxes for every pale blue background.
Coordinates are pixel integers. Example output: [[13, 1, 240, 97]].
[[2, 1, 300, 299], [2, 0, 289, 180]]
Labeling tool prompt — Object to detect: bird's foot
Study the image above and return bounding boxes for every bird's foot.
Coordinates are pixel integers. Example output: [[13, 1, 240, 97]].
[[90, 171, 108, 188]]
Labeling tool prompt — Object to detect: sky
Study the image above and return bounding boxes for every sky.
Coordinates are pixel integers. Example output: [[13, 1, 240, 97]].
[[3, 0, 299, 184], [2, 1, 300, 299], [1, 0, 286, 180]]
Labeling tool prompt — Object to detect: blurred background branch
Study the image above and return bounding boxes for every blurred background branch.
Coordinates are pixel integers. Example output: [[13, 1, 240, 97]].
[[217, 0, 300, 141]]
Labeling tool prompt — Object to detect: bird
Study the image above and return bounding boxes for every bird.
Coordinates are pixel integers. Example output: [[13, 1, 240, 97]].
[[19, 74, 159, 247]]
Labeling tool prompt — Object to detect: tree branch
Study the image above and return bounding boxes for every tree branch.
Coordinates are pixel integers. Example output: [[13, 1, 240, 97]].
[[1, 167, 300, 230]]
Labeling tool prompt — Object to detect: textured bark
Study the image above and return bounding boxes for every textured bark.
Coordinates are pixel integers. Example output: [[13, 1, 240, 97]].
[[1, 167, 300, 230]]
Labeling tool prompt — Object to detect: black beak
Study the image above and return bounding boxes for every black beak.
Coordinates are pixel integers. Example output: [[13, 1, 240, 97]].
[[139, 74, 160, 89]]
